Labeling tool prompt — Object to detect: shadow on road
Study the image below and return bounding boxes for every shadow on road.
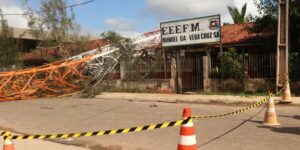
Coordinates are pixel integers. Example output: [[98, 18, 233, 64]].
[[293, 115, 300, 120], [198, 107, 265, 148], [90, 144, 123, 150], [278, 115, 293, 118], [257, 126, 300, 136], [246, 120, 263, 124], [278, 115, 300, 120]]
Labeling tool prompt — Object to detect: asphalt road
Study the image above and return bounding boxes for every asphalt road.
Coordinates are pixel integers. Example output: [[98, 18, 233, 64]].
[[0, 97, 299, 150]]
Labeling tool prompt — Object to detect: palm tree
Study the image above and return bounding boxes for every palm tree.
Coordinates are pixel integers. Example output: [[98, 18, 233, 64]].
[[227, 3, 249, 23]]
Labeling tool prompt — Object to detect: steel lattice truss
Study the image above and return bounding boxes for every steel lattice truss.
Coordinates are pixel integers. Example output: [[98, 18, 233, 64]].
[[132, 30, 161, 51], [0, 31, 162, 101], [0, 56, 92, 101]]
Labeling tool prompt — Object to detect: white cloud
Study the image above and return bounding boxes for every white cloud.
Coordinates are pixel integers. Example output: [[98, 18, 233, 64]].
[[234, 0, 259, 17], [145, 0, 259, 24], [118, 31, 140, 38], [104, 18, 135, 31], [79, 26, 102, 37], [104, 17, 140, 37], [0, 0, 14, 6], [0, 0, 28, 28]]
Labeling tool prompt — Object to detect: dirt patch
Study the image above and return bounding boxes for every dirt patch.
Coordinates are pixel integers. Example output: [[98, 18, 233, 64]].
[[90, 144, 122, 150]]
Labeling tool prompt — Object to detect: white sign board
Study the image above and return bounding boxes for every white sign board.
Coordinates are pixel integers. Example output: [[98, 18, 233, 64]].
[[160, 15, 221, 47]]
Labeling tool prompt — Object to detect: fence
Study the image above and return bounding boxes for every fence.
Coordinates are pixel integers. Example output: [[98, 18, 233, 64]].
[[289, 52, 300, 79], [104, 59, 172, 81], [247, 53, 276, 78], [104, 63, 121, 80], [180, 55, 204, 92], [210, 53, 277, 79]]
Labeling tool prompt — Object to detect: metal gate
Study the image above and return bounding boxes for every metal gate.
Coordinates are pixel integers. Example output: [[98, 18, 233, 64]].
[[180, 53, 204, 92]]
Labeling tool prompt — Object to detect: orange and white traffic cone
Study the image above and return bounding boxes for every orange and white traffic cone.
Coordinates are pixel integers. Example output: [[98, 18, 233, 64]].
[[263, 96, 280, 126], [177, 108, 197, 150], [3, 139, 15, 150], [281, 82, 292, 103]]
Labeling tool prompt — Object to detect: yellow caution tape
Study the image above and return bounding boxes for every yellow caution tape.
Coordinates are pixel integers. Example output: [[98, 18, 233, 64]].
[[0, 131, 5, 136], [192, 84, 287, 119], [1, 131, 11, 137], [0, 85, 286, 140], [4, 117, 192, 140], [192, 97, 268, 119]]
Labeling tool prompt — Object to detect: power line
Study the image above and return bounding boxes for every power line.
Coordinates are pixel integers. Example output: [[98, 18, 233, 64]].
[[1, 0, 96, 16]]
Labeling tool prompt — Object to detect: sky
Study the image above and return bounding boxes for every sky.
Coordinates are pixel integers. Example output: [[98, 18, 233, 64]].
[[0, 0, 260, 37]]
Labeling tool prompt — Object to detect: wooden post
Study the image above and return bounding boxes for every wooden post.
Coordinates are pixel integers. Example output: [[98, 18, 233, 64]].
[[206, 50, 211, 74], [176, 50, 183, 93], [162, 49, 167, 78], [276, 0, 290, 89], [120, 61, 126, 80], [170, 56, 177, 92], [203, 54, 211, 92], [218, 15, 224, 91], [220, 32, 224, 91], [242, 49, 246, 92]]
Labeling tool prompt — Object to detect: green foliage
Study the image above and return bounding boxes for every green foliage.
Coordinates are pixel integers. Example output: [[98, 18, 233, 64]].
[[227, 3, 250, 23], [101, 31, 136, 62], [250, 0, 299, 49], [68, 35, 91, 56], [196, 91, 268, 97], [247, 14, 277, 33], [290, 2, 299, 51], [247, 0, 278, 36], [254, 0, 278, 16], [101, 31, 123, 45], [101, 31, 139, 79], [101, 31, 165, 80], [219, 48, 243, 78], [289, 52, 300, 79], [0, 9, 22, 70], [210, 66, 221, 78]]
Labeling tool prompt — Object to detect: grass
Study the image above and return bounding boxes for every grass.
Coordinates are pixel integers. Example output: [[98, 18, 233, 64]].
[[98, 87, 148, 93], [196, 91, 269, 97], [97, 87, 268, 97]]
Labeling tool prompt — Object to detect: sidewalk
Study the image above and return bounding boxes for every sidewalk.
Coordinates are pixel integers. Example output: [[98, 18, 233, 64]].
[[95, 92, 300, 106]]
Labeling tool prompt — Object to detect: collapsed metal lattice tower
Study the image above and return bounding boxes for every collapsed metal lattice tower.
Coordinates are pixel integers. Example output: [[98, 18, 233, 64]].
[[0, 31, 161, 101]]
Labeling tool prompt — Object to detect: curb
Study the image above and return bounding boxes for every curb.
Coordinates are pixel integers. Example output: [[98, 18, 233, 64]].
[[95, 93, 300, 106]]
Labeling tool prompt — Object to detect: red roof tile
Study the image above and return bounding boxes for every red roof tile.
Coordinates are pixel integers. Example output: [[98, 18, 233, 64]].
[[221, 23, 268, 45], [22, 23, 268, 62], [21, 39, 108, 61]]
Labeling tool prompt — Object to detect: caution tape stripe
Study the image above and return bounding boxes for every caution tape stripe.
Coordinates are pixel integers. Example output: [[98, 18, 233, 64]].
[[4, 117, 191, 140], [0, 131, 5, 136], [192, 97, 268, 119], [0, 131, 12, 138]]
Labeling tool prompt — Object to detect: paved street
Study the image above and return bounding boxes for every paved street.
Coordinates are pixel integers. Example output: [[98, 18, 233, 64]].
[[0, 138, 88, 150], [0, 97, 299, 150]]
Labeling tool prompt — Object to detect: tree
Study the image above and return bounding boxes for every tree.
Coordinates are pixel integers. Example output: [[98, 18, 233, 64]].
[[0, 9, 22, 71], [216, 48, 242, 78], [22, 0, 82, 58], [251, 0, 299, 79], [251, 0, 299, 49], [227, 3, 250, 23], [101, 31, 136, 63]]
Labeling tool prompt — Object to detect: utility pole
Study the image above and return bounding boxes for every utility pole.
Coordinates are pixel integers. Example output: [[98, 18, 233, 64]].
[[296, 1, 300, 44], [277, 0, 292, 103]]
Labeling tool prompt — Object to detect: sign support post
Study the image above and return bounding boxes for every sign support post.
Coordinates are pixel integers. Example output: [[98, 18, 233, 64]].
[[176, 49, 183, 93]]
